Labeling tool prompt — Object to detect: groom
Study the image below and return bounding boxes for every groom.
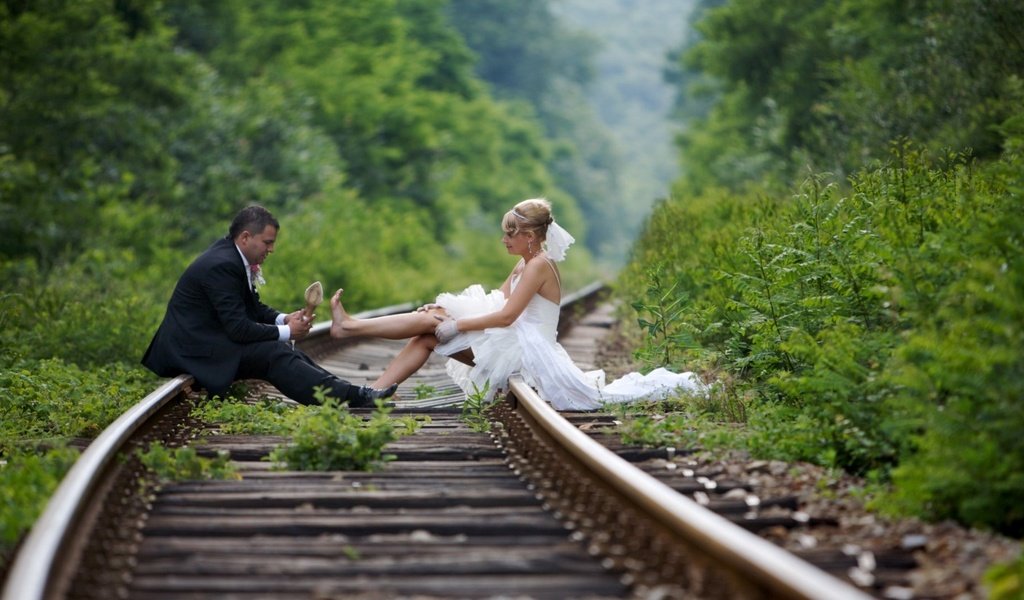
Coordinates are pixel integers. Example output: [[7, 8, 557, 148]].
[[142, 205, 396, 407]]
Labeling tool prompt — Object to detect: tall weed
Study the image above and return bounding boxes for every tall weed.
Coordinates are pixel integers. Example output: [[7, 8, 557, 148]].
[[267, 389, 423, 471]]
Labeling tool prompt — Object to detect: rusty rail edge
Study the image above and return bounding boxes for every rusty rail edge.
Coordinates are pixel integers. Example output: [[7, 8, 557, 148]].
[[496, 376, 874, 600], [2, 375, 193, 600]]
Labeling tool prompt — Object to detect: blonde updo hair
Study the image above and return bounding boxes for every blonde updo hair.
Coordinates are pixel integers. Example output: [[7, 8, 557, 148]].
[[502, 198, 553, 241]]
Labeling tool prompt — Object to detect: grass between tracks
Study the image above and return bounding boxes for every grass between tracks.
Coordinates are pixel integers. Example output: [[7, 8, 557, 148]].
[[193, 386, 427, 471]]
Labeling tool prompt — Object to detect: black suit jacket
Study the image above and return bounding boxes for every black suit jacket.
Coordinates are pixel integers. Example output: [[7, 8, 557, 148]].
[[142, 237, 282, 395]]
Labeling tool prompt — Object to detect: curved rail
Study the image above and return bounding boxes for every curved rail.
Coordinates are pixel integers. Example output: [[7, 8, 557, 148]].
[[498, 377, 874, 600], [2, 376, 193, 600]]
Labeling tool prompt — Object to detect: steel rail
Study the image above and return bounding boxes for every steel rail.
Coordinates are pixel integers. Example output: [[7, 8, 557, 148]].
[[504, 376, 874, 600], [2, 375, 193, 600]]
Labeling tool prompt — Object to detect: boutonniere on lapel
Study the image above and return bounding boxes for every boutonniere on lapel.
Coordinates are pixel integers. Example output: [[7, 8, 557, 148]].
[[250, 263, 266, 290]]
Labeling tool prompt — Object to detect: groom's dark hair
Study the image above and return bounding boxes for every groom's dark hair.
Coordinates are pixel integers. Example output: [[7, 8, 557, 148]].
[[229, 205, 280, 239]]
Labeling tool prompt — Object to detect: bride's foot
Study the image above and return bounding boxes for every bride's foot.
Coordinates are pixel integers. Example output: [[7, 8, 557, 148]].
[[329, 288, 357, 338]]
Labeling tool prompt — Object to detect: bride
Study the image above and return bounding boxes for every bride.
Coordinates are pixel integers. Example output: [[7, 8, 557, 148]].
[[329, 198, 704, 410]]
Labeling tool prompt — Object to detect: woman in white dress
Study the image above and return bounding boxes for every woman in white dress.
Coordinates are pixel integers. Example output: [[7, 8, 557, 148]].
[[329, 198, 704, 410]]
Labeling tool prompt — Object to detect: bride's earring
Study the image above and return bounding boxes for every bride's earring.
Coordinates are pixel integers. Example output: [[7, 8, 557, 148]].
[[528, 239, 536, 256]]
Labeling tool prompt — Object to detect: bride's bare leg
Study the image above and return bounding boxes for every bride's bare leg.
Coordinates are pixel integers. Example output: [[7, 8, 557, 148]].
[[330, 289, 443, 340], [372, 339, 477, 389], [373, 339, 477, 388], [372, 334, 437, 388]]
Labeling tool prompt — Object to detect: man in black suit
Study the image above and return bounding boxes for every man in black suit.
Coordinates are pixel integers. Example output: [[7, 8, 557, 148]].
[[143, 205, 396, 407]]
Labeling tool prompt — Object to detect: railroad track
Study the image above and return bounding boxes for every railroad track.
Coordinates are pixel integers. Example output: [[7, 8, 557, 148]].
[[3, 284, 891, 599]]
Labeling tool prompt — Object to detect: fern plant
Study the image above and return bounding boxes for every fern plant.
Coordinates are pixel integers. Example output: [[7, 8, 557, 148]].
[[630, 266, 698, 368], [460, 382, 492, 433]]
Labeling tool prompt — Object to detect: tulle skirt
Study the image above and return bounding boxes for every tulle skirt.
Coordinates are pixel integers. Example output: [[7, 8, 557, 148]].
[[432, 284, 507, 356], [433, 284, 706, 410], [433, 285, 524, 401]]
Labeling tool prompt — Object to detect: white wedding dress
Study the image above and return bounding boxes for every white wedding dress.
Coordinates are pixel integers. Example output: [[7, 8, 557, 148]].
[[432, 273, 705, 411]]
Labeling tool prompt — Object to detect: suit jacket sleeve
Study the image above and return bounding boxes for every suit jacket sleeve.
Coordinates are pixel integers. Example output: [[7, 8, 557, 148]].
[[203, 257, 280, 343], [251, 290, 282, 325]]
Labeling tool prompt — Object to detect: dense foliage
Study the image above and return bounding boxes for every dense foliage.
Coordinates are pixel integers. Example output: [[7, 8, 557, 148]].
[[0, 356, 152, 566], [0, 447, 79, 552], [673, 0, 1024, 191], [620, 0, 1024, 536]]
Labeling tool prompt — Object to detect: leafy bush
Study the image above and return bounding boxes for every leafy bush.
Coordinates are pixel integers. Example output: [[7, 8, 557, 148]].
[[192, 396, 295, 435], [413, 384, 437, 400], [0, 357, 154, 450], [620, 134, 1024, 534], [137, 443, 239, 483], [267, 389, 424, 471], [0, 446, 79, 565], [0, 236, 183, 370], [0, 353, 155, 565], [985, 552, 1024, 600], [872, 136, 1024, 533], [630, 266, 699, 369]]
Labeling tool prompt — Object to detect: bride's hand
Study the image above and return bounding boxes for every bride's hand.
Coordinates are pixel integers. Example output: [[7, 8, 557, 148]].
[[416, 303, 439, 313], [434, 318, 459, 344]]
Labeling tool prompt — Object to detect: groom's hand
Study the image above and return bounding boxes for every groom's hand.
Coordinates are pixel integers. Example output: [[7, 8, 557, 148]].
[[286, 309, 313, 340]]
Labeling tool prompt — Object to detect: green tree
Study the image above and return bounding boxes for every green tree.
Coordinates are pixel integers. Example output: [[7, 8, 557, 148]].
[[672, 0, 1024, 190], [161, 0, 592, 257], [0, 0, 194, 264]]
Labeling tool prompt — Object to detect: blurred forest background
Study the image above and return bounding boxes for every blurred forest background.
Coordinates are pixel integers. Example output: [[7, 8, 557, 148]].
[[3, 0, 1023, 580]]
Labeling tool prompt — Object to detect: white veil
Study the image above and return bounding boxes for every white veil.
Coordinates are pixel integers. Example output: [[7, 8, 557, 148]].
[[544, 221, 575, 262]]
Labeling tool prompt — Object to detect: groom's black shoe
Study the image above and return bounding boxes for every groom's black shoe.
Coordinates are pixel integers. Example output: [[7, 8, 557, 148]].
[[348, 383, 399, 408]]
